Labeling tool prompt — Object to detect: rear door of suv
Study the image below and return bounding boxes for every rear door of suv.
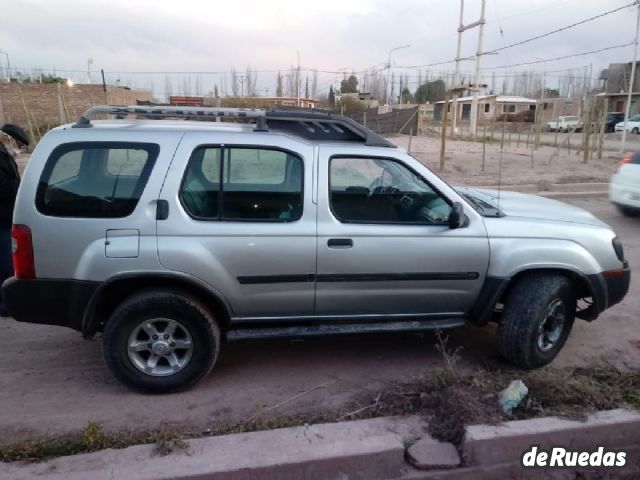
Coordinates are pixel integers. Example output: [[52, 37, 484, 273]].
[[156, 131, 317, 320]]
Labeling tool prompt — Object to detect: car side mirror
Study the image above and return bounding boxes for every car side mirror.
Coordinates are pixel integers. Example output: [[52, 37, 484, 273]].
[[448, 202, 468, 229]]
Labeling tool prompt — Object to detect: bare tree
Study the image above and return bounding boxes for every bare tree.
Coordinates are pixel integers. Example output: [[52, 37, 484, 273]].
[[181, 76, 191, 96], [285, 67, 296, 97], [363, 70, 386, 101], [246, 65, 258, 96], [276, 71, 283, 97], [164, 75, 173, 100], [231, 69, 240, 96], [311, 70, 318, 99]]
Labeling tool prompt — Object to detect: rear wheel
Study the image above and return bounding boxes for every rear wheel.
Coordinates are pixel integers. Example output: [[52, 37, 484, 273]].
[[498, 273, 575, 369], [103, 290, 220, 393]]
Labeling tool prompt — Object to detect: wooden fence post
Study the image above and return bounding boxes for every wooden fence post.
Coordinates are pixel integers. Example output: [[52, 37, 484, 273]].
[[439, 95, 449, 172]]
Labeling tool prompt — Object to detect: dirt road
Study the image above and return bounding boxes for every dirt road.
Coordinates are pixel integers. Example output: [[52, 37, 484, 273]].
[[1, 195, 638, 443]]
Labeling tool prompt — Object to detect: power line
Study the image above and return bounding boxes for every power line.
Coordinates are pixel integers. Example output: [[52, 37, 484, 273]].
[[485, 2, 636, 54], [484, 42, 633, 69], [393, 2, 635, 70]]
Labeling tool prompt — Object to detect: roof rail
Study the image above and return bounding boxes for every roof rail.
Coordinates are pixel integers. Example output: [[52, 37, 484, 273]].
[[73, 105, 394, 148]]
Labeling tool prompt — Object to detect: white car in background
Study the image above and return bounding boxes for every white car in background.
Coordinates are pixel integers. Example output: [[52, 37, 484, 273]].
[[614, 115, 640, 134], [610, 152, 640, 216], [546, 116, 582, 132]]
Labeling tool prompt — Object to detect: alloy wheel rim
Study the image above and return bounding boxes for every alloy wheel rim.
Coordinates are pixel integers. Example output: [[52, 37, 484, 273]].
[[537, 298, 566, 352], [127, 318, 193, 376]]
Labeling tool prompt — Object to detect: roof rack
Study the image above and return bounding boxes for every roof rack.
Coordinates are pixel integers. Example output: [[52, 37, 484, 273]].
[[72, 105, 394, 148]]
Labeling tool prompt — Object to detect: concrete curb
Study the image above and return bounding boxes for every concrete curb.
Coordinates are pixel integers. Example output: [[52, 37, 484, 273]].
[[467, 182, 609, 199], [537, 190, 608, 199], [0, 416, 426, 480], [463, 408, 640, 467], [3, 411, 639, 480]]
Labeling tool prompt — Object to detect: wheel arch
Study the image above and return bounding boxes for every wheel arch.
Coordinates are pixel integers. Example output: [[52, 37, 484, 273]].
[[82, 273, 233, 338], [469, 266, 599, 326]]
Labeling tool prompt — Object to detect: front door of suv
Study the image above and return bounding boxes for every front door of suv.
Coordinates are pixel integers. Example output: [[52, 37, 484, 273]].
[[316, 147, 490, 318], [157, 132, 316, 320]]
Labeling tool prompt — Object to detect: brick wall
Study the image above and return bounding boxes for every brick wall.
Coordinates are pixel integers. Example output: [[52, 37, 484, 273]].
[[0, 83, 152, 139]]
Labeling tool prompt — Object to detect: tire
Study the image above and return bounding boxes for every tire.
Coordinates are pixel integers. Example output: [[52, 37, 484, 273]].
[[103, 290, 220, 393], [616, 204, 640, 217], [632, 127, 639, 135], [498, 273, 575, 369]]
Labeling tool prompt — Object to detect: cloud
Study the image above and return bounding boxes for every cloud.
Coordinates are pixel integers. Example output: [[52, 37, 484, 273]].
[[0, 0, 635, 96]]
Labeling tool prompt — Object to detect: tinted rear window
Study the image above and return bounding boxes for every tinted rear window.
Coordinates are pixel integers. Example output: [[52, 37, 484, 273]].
[[36, 142, 159, 218]]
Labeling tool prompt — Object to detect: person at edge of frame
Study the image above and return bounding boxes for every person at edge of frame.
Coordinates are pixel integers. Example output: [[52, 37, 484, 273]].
[[0, 123, 29, 316]]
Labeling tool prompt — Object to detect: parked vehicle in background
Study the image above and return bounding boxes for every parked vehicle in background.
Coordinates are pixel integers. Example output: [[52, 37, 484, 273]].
[[610, 152, 640, 216], [546, 116, 582, 133], [596, 112, 625, 133], [615, 114, 640, 134], [2, 105, 630, 393]]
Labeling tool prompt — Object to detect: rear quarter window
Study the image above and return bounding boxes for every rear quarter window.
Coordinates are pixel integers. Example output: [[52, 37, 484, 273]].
[[35, 142, 159, 218]]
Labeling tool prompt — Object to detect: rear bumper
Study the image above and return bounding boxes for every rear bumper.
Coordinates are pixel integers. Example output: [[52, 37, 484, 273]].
[[2, 277, 99, 332]]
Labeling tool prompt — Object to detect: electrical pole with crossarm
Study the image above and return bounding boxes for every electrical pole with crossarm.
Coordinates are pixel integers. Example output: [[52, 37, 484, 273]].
[[621, 0, 640, 153]]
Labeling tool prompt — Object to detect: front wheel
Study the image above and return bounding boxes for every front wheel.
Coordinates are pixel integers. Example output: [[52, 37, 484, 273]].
[[103, 290, 220, 393], [616, 204, 640, 217], [632, 127, 639, 134], [498, 273, 575, 369]]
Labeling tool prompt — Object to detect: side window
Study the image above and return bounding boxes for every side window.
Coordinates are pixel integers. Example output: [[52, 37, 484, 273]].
[[36, 142, 158, 218], [329, 157, 451, 224], [106, 149, 150, 177], [179, 148, 221, 219], [180, 147, 303, 222]]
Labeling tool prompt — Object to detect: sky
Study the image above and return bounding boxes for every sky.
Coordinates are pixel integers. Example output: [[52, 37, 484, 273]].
[[0, 0, 637, 99]]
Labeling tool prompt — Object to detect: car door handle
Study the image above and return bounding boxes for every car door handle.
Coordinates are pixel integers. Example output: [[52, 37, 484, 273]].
[[327, 238, 353, 248]]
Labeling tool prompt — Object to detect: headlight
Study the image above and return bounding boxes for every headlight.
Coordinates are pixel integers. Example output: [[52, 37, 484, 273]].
[[612, 237, 625, 262]]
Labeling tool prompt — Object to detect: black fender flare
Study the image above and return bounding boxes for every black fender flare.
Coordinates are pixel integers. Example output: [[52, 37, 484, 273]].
[[81, 272, 234, 338]]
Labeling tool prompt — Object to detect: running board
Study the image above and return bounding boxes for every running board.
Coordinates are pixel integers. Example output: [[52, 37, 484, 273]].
[[226, 318, 465, 342]]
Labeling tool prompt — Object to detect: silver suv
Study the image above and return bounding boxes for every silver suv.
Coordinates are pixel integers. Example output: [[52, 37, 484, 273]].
[[3, 106, 630, 392]]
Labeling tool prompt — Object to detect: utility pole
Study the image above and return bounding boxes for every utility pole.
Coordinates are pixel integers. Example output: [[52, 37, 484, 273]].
[[621, 0, 640, 154], [451, 0, 465, 136], [469, 0, 487, 138]]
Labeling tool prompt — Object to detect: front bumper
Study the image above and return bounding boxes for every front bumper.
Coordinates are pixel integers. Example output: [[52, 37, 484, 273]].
[[2, 277, 99, 332], [581, 262, 631, 320], [610, 179, 640, 209]]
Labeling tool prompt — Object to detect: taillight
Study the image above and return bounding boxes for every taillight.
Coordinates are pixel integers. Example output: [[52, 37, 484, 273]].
[[616, 155, 632, 173], [11, 224, 35, 279]]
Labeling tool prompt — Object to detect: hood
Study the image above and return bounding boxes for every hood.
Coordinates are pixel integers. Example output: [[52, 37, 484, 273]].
[[456, 187, 609, 228]]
